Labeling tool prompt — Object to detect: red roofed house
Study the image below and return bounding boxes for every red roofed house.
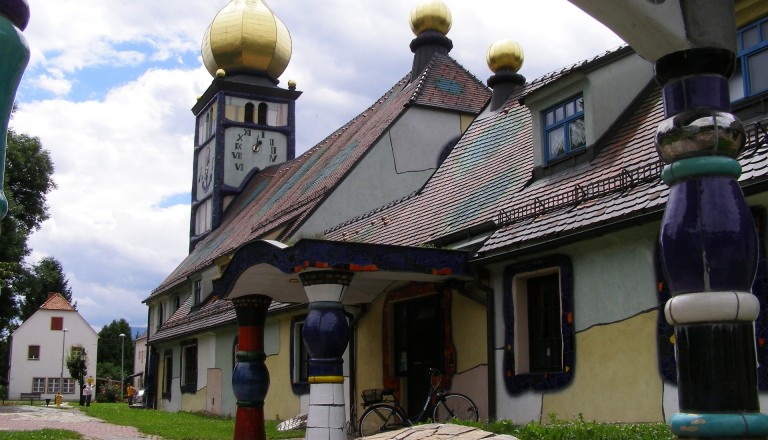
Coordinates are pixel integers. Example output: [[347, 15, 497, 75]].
[[8, 293, 98, 401]]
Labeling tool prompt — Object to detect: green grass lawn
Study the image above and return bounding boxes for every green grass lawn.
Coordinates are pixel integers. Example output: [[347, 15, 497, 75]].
[[79, 403, 304, 440], [0, 429, 82, 439]]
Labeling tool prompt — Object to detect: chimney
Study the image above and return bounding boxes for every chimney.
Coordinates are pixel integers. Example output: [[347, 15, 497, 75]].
[[486, 39, 526, 112], [409, 1, 453, 82]]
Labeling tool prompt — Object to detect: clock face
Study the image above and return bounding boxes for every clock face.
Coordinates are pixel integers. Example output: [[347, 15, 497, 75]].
[[224, 127, 288, 188], [195, 143, 214, 199]]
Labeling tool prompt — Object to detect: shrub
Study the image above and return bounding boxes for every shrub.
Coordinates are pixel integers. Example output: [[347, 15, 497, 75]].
[[96, 382, 121, 403], [0, 384, 7, 401]]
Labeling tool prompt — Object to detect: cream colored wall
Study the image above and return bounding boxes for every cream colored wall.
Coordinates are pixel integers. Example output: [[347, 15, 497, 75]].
[[542, 311, 663, 422], [354, 294, 386, 398], [181, 385, 207, 411], [263, 313, 302, 421], [452, 293, 487, 371]]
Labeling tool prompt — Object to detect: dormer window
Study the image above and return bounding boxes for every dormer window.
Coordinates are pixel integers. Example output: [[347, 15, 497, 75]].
[[731, 15, 768, 101], [544, 95, 585, 162], [194, 279, 202, 305]]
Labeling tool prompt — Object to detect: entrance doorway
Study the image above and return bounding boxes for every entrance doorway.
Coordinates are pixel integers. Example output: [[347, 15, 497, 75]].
[[394, 294, 443, 416]]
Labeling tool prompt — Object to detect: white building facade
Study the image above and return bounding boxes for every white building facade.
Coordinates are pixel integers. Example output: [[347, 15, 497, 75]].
[[8, 293, 98, 400]]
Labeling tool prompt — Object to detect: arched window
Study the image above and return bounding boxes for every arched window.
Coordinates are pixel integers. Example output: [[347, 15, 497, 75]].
[[244, 102, 255, 123], [257, 102, 268, 125]]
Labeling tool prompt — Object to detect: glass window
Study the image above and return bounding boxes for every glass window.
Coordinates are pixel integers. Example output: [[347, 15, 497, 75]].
[[181, 343, 197, 392], [47, 378, 59, 394], [162, 351, 172, 399], [62, 378, 76, 394], [543, 95, 586, 162], [195, 198, 212, 235], [527, 274, 562, 373], [194, 280, 202, 305], [503, 256, 575, 393], [32, 378, 45, 393], [51, 317, 63, 331], [290, 316, 310, 394], [28, 345, 40, 360], [734, 15, 768, 100]]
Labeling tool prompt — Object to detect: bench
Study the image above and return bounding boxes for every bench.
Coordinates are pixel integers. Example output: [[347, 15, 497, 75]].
[[19, 392, 41, 405]]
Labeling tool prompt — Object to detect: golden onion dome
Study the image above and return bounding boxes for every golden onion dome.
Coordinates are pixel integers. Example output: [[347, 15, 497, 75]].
[[487, 39, 524, 73], [410, 0, 452, 36], [201, 0, 292, 80]]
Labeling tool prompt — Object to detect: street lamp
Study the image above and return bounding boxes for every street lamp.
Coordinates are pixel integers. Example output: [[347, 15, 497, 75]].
[[60, 328, 68, 396], [119, 333, 126, 400]]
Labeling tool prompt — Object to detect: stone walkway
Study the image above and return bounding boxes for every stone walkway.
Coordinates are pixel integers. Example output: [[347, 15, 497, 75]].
[[361, 423, 518, 440], [0, 404, 160, 439], [0, 404, 513, 440]]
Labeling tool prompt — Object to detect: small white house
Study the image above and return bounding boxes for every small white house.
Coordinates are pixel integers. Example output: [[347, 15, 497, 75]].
[[8, 293, 98, 401], [133, 331, 147, 389]]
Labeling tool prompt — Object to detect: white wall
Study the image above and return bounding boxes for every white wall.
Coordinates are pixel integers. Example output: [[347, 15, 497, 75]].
[[297, 107, 463, 237], [9, 309, 98, 400]]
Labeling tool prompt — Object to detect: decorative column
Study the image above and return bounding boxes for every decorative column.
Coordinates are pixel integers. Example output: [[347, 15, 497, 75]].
[[655, 48, 768, 438], [232, 295, 272, 440], [299, 270, 353, 440], [0, 0, 30, 220]]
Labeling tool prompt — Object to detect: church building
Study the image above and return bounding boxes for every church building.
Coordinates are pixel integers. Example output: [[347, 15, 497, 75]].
[[144, 0, 768, 439]]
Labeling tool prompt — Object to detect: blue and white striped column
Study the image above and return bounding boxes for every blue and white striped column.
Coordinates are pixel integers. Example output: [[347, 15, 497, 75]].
[[655, 47, 768, 438], [299, 270, 353, 440]]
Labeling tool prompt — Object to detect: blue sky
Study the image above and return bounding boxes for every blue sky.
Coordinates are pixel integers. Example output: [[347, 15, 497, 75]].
[[9, 0, 623, 331]]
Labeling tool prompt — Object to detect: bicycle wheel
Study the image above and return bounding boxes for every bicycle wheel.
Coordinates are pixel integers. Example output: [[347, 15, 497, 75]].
[[358, 404, 406, 437], [433, 393, 479, 423]]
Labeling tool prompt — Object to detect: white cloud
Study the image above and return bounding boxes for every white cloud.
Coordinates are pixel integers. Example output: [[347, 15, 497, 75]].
[[12, 0, 624, 329]]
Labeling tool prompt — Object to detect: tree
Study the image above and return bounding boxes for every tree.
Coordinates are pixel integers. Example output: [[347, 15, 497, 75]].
[[66, 346, 88, 404], [97, 319, 134, 382], [0, 113, 56, 381], [19, 257, 74, 320]]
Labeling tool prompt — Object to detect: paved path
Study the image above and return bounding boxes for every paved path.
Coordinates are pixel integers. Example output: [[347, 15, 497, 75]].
[[0, 404, 160, 439], [361, 423, 518, 440]]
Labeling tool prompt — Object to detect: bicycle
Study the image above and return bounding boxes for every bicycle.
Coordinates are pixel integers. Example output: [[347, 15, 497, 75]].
[[357, 368, 479, 437]]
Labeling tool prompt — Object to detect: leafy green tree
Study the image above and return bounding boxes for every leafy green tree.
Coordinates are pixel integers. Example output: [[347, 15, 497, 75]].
[[0, 112, 56, 381], [97, 319, 133, 381], [19, 257, 74, 320], [66, 346, 88, 404]]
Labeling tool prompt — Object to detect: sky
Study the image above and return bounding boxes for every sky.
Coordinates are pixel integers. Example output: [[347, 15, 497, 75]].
[[8, 0, 624, 332]]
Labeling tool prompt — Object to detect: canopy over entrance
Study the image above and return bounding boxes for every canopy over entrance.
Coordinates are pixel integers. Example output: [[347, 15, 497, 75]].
[[213, 238, 471, 304]]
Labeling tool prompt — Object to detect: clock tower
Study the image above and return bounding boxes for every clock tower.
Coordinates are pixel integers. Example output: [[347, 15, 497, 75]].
[[190, 0, 301, 249]]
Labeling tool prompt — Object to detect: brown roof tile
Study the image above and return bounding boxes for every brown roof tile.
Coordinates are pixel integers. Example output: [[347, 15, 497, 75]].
[[40, 293, 75, 311]]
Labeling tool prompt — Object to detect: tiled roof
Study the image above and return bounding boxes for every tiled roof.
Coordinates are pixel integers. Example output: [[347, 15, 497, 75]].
[[149, 53, 489, 299], [149, 295, 299, 344], [40, 292, 76, 311], [325, 47, 768, 257]]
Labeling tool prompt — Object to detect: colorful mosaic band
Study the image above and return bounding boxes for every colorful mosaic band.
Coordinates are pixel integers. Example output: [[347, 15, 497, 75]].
[[232, 295, 272, 440]]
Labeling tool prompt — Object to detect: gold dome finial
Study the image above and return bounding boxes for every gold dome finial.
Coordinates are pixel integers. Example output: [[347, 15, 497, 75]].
[[487, 39, 524, 73], [410, 0, 452, 36], [201, 0, 292, 80]]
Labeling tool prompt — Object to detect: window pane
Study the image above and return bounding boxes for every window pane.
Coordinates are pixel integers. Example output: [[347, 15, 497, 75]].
[[729, 66, 745, 101], [569, 118, 586, 150], [565, 101, 574, 117], [548, 126, 566, 159], [747, 49, 768, 95], [555, 106, 564, 122], [47, 378, 59, 394], [743, 27, 759, 49], [545, 111, 554, 126], [575, 97, 584, 113], [33, 378, 46, 393], [63, 378, 75, 394], [763, 22, 768, 42], [28, 345, 40, 359]]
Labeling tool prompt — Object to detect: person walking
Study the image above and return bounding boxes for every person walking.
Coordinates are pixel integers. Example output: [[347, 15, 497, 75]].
[[83, 382, 93, 407], [126, 384, 135, 406]]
